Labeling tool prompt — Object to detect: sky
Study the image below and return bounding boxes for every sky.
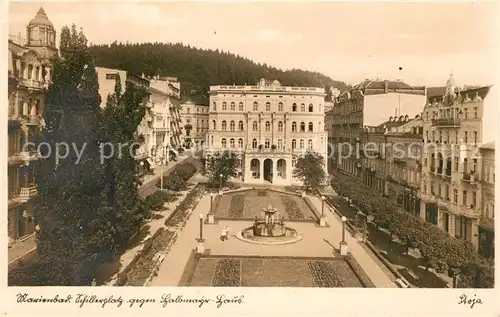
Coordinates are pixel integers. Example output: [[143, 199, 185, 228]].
[[8, 1, 500, 87]]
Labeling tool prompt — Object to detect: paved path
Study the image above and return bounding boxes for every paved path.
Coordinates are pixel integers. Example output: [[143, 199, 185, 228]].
[[150, 194, 212, 286], [8, 234, 36, 263], [151, 191, 396, 288]]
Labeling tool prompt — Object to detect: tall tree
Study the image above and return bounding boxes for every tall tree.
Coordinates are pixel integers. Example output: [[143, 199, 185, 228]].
[[293, 152, 328, 193], [99, 75, 151, 246], [35, 25, 109, 285], [205, 151, 240, 187]]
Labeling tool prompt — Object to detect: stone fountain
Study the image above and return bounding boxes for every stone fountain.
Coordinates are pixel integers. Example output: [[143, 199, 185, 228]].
[[236, 204, 303, 245]]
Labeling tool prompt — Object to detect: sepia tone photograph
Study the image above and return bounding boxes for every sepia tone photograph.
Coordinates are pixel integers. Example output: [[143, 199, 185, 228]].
[[6, 0, 497, 294]]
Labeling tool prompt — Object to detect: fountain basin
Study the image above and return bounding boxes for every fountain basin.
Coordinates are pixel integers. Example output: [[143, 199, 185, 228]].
[[236, 223, 303, 245]]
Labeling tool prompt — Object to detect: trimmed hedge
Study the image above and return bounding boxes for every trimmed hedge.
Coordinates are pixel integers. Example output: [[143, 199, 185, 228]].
[[157, 162, 197, 192]]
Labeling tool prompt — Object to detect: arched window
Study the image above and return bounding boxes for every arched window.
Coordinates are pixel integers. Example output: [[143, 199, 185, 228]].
[[321, 137, 324, 144], [238, 121, 244, 131], [266, 102, 271, 111], [308, 122, 313, 132], [265, 139, 270, 148], [212, 120, 216, 130], [318, 122, 322, 132], [292, 122, 297, 132], [222, 121, 227, 131], [308, 139, 313, 149], [238, 138, 243, 148], [239, 102, 244, 111], [300, 139, 304, 149], [230, 102, 235, 111], [221, 138, 227, 148], [230, 120, 235, 131], [265, 121, 271, 132], [253, 102, 258, 111], [222, 102, 227, 111], [278, 121, 283, 132], [211, 135, 214, 145], [300, 104, 305, 112], [300, 122, 305, 132], [230, 138, 235, 148], [252, 138, 258, 148], [278, 102, 284, 112], [292, 139, 297, 149], [292, 156, 297, 167], [278, 139, 283, 149], [252, 121, 258, 131], [308, 104, 313, 112], [292, 103, 297, 112]]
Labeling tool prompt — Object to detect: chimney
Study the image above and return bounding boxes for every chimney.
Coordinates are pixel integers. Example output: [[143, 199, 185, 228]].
[[405, 114, 409, 122], [384, 80, 389, 93], [389, 116, 393, 122]]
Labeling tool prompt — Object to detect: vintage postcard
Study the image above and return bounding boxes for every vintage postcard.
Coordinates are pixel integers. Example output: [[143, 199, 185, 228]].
[[2, 1, 499, 316]]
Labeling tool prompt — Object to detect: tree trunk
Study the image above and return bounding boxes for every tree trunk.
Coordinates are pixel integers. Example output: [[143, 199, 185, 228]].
[[452, 275, 457, 288]]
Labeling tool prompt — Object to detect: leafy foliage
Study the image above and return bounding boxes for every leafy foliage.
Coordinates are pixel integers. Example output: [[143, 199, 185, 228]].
[[99, 73, 152, 250], [205, 151, 240, 186], [329, 171, 493, 288], [34, 25, 108, 285], [292, 152, 327, 193], [89, 42, 350, 104]]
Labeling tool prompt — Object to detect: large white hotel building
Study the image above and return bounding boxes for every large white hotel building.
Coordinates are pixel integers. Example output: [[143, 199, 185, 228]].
[[204, 78, 328, 186]]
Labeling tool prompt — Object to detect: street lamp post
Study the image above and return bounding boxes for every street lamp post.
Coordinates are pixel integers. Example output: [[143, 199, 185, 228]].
[[339, 216, 348, 255], [319, 196, 326, 227], [208, 193, 215, 224], [197, 214, 205, 254], [219, 173, 223, 190], [341, 216, 347, 243], [160, 169, 164, 191], [199, 214, 204, 241]]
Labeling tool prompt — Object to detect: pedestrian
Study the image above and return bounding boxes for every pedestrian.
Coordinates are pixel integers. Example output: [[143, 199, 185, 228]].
[[225, 225, 230, 240], [220, 226, 227, 241]]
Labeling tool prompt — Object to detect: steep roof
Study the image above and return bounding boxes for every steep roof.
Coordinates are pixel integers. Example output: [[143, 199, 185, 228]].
[[29, 7, 53, 27], [480, 141, 495, 150]]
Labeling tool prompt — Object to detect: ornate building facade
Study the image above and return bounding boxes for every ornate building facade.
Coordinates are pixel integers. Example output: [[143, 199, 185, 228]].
[[205, 78, 328, 185], [180, 101, 209, 147], [7, 7, 57, 243], [419, 74, 494, 251]]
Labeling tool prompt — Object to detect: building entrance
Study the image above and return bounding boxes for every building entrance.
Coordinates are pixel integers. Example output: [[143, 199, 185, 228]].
[[263, 159, 273, 183]]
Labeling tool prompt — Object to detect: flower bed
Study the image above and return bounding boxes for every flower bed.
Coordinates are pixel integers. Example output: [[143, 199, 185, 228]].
[[307, 261, 344, 287], [157, 162, 198, 192], [165, 184, 205, 227], [280, 195, 305, 220], [125, 228, 177, 286], [228, 194, 244, 218], [211, 259, 241, 286], [144, 191, 178, 211]]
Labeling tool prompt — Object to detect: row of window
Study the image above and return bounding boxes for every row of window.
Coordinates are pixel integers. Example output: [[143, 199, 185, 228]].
[[425, 107, 479, 121], [184, 107, 209, 114], [423, 181, 478, 206], [426, 130, 479, 145], [212, 120, 322, 132], [213, 101, 322, 113], [216, 138, 319, 150]]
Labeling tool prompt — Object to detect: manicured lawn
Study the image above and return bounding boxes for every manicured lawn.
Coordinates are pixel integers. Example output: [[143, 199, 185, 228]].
[[215, 189, 317, 221], [185, 256, 364, 287]]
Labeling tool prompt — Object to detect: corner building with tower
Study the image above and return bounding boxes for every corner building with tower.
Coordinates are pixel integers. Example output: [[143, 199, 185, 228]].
[[204, 78, 328, 186]]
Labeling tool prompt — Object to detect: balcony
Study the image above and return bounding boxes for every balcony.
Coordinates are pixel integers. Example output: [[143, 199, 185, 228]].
[[246, 147, 292, 154], [444, 169, 452, 177], [19, 151, 38, 161], [437, 167, 443, 174], [456, 205, 481, 219], [22, 115, 43, 126], [462, 172, 478, 183], [431, 118, 461, 128], [19, 78, 45, 91], [20, 185, 38, 202]]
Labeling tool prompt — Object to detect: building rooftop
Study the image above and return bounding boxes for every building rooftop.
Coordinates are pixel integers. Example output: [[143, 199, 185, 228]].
[[480, 141, 495, 150], [29, 7, 53, 27]]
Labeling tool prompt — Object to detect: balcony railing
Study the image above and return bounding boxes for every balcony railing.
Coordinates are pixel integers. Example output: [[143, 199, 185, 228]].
[[462, 172, 478, 183], [437, 167, 443, 174], [444, 169, 452, 177], [19, 78, 45, 90], [246, 147, 293, 154], [457, 205, 481, 219], [20, 185, 37, 202], [431, 118, 461, 128]]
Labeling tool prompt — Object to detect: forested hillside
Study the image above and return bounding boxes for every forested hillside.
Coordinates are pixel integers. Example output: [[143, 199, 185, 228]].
[[89, 42, 349, 104]]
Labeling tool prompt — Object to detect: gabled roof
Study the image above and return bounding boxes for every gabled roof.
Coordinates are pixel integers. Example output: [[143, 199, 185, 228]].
[[353, 79, 415, 90]]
